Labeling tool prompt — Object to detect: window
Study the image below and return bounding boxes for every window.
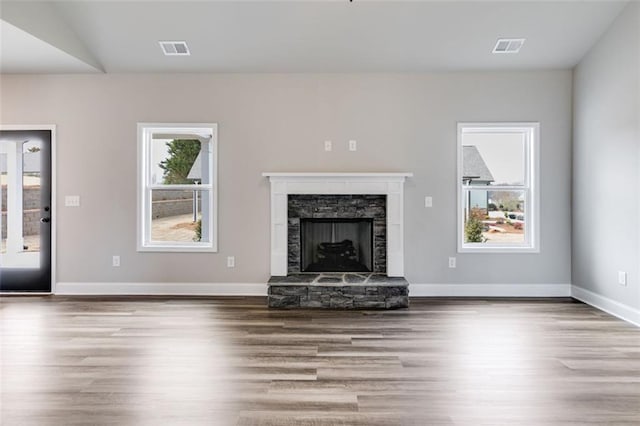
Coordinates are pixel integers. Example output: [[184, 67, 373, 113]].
[[457, 123, 539, 253], [137, 123, 217, 252]]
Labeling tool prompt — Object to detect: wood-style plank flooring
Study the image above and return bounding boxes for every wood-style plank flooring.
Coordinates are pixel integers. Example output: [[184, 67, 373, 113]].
[[1, 297, 639, 425]]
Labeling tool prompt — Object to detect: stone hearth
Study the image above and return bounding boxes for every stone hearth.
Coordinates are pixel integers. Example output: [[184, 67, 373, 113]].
[[268, 273, 409, 309]]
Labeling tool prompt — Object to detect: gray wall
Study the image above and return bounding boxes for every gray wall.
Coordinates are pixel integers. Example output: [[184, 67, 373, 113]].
[[573, 3, 640, 310], [0, 72, 572, 285]]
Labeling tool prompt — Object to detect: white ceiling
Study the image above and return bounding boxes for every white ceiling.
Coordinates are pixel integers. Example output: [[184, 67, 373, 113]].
[[0, 1, 629, 74], [0, 20, 100, 74]]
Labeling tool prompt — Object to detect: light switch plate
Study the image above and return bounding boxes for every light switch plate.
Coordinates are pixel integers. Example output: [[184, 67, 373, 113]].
[[227, 256, 235, 268], [349, 140, 357, 151], [324, 140, 332, 151], [65, 195, 80, 207], [618, 271, 627, 286], [425, 196, 433, 208]]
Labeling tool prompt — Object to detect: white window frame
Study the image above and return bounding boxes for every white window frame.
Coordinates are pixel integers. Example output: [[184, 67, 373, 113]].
[[137, 123, 218, 252], [457, 122, 540, 253]]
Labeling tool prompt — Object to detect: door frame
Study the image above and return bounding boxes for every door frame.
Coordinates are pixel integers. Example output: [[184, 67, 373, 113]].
[[1, 124, 56, 294]]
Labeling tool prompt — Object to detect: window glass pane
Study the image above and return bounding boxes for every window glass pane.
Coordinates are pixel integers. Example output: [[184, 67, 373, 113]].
[[462, 132, 525, 186], [463, 189, 526, 244], [150, 189, 210, 243], [1, 141, 42, 262], [22, 141, 42, 254], [150, 137, 210, 185], [1, 152, 6, 254]]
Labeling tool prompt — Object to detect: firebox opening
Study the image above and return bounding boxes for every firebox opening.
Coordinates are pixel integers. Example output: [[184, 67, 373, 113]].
[[300, 218, 373, 273]]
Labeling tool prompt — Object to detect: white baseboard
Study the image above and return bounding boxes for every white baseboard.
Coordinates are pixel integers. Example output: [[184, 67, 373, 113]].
[[55, 282, 268, 296], [56, 282, 572, 298], [410, 283, 572, 297], [571, 286, 640, 327]]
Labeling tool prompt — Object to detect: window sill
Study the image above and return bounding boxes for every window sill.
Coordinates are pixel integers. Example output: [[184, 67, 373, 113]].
[[458, 245, 539, 254], [137, 244, 218, 253]]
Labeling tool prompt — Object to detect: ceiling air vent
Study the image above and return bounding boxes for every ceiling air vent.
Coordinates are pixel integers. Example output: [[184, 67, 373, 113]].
[[159, 41, 190, 56], [492, 38, 525, 54]]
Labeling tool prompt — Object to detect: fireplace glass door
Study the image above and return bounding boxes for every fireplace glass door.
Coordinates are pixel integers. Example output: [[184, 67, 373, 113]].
[[301, 218, 373, 272]]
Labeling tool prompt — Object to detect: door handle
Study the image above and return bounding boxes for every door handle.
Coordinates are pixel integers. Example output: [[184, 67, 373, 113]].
[[40, 217, 50, 223]]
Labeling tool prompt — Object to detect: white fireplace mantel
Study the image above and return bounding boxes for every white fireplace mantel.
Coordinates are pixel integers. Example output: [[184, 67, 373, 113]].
[[263, 172, 413, 277]]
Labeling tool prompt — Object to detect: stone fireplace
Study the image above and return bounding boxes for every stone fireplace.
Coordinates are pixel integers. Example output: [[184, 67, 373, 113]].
[[288, 194, 386, 274], [263, 172, 412, 309]]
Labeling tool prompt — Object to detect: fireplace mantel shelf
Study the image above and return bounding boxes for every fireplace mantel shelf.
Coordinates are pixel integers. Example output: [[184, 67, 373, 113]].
[[263, 172, 413, 178]]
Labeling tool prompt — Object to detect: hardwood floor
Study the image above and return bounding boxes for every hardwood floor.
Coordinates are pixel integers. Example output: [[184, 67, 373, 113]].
[[1, 297, 639, 425]]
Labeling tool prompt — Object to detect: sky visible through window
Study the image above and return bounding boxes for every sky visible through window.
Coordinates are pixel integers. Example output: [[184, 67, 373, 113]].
[[151, 139, 171, 184], [463, 132, 525, 185]]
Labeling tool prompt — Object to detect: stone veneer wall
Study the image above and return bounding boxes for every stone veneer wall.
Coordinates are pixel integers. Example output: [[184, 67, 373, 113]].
[[287, 195, 386, 274], [151, 190, 195, 220]]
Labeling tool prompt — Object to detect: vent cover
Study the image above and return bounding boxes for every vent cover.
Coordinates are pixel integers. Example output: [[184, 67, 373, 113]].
[[492, 38, 525, 54], [159, 41, 190, 56]]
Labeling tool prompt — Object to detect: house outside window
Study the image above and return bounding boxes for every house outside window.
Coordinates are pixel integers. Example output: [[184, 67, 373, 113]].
[[457, 123, 539, 253], [137, 123, 217, 252]]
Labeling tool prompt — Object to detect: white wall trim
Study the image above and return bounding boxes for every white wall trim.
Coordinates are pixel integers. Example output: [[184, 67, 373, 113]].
[[456, 122, 540, 254], [137, 123, 218, 253], [56, 282, 268, 296], [410, 283, 571, 297], [56, 282, 573, 298], [571, 286, 640, 327]]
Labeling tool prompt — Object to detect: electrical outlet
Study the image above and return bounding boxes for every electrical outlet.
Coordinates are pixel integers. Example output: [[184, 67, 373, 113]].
[[324, 140, 332, 151], [349, 140, 357, 151], [112, 255, 120, 267], [227, 256, 235, 268], [618, 271, 627, 286], [425, 196, 433, 208], [448, 257, 456, 268]]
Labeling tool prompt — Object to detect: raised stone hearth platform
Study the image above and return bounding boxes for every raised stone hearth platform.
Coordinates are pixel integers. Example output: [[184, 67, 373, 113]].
[[268, 273, 409, 309]]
